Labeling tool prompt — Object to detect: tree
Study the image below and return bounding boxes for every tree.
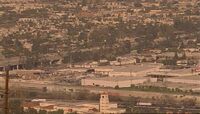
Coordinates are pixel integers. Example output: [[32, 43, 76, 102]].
[[134, 2, 143, 7], [25, 108, 38, 114], [28, 91, 37, 98], [10, 100, 24, 114], [159, 95, 176, 107], [67, 112, 77, 114], [181, 98, 197, 107], [123, 40, 131, 54], [49, 109, 64, 114], [39, 110, 47, 114], [174, 18, 197, 32], [89, 26, 117, 47], [181, 52, 186, 60], [174, 52, 179, 61], [0, 11, 19, 28], [115, 85, 119, 89]]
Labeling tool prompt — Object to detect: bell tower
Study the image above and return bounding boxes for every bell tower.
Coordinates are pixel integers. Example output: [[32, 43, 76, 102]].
[[99, 92, 109, 113]]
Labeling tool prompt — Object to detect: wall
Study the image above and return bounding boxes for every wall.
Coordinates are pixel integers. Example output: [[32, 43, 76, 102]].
[[81, 78, 147, 88]]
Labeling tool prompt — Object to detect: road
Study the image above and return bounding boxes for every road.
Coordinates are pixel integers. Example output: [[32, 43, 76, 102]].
[[0, 79, 166, 97], [132, 106, 200, 112], [1, 78, 200, 103]]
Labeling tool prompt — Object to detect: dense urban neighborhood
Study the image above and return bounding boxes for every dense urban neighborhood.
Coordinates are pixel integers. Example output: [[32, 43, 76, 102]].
[[1, 0, 200, 114]]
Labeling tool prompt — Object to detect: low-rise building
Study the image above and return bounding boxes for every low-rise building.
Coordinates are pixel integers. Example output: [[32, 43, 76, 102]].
[[22, 93, 126, 114], [0, 57, 25, 71], [147, 68, 200, 85], [22, 100, 99, 114]]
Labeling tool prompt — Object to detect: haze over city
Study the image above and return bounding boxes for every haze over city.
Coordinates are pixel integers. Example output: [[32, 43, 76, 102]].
[[0, 0, 200, 114]]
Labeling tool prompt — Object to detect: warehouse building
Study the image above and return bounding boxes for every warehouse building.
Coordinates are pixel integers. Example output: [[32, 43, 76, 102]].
[[81, 63, 162, 88], [0, 57, 25, 71], [94, 63, 162, 77], [147, 68, 200, 85]]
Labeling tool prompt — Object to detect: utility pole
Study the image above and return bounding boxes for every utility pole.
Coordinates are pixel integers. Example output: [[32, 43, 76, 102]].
[[4, 66, 9, 114]]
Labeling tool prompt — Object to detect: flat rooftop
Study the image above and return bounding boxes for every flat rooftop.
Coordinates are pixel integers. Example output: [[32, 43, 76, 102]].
[[87, 76, 147, 81], [44, 100, 99, 107], [96, 63, 162, 72]]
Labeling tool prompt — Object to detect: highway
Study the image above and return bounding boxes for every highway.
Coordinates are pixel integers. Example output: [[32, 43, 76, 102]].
[[1, 78, 200, 103]]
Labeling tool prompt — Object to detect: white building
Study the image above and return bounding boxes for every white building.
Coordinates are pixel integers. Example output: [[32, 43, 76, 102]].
[[22, 100, 99, 114], [94, 63, 162, 77], [147, 68, 199, 83], [22, 94, 126, 114]]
